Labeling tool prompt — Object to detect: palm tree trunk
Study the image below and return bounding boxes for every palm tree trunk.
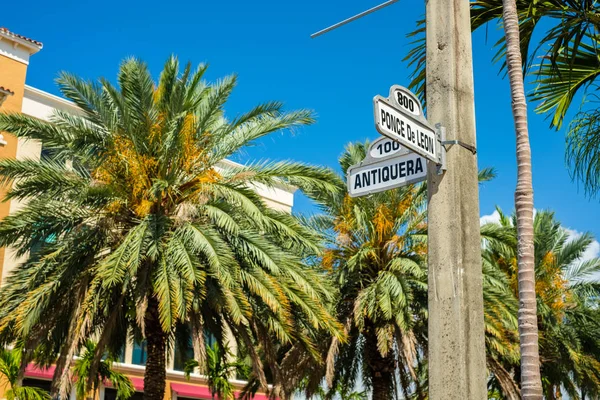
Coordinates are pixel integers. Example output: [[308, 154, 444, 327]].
[[488, 358, 520, 400], [501, 1, 543, 399], [144, 296, 167, 400], [16, 343, 34, 387], [364, 325, 395, 400], [190, 311, 206, 374]]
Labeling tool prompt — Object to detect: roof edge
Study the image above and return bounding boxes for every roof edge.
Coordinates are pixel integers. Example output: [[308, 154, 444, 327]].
[[24, 85, 79, 112], [0, 28, 43, 53]]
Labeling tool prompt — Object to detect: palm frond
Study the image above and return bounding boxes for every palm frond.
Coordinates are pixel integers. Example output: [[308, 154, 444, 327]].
[[533, 37, 600, 129]]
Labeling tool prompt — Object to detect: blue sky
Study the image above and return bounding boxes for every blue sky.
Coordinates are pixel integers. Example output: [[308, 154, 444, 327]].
[[5, 0, 599, 245]]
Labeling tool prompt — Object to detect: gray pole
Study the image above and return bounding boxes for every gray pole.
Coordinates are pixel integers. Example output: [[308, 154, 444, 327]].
[[426, 1, 487, 399]]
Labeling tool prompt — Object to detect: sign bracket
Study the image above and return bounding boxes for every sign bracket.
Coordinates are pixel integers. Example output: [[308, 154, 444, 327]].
[[440, 139, 477, 155]]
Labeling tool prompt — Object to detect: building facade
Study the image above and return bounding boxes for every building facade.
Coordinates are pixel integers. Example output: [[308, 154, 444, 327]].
[[0, 28, 292, 400]]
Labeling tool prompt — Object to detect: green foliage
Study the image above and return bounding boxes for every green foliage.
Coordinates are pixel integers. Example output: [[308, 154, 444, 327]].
[[295, 379, 367, 400], [0, 56, 343, 399], [0, 348, 50, 400], [305, 140, 429, 399], [478, 167, 497, 184], [184, 343, 249, 400], [73, 341, 134, 400], [482, 209, 600, 398], [565, 106, 600, 197]]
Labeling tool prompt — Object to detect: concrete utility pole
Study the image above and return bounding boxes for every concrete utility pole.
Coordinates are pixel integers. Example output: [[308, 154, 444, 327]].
[[426, 1, 487, 399]]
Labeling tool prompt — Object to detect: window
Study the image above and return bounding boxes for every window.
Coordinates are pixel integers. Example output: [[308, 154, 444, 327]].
[[22, 378, 52, 393], [29, 233, 57, 260], [40, 141, 55, 162], [104, 388, 144, 400], [22, 378, 71, 399], [173, 329, 217, 372], [205, 331, 216, 348], [132, 340, 147, 366], [173, 336, 194, 372], [115, 346, 126, 363], [102, 346, 125, 364]]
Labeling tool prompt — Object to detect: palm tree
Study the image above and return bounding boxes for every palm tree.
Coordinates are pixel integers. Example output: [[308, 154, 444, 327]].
[[482, 209, 600, 399], [184, 342, 249, 400], [0, 348, 50, 400], [499, 1, 543, 398], [73, 340, 134, 400], [480, 234, 521, 399], [307, 141, 429, 400], [0, 56, 343, 400], [304, 141, 519, 399]]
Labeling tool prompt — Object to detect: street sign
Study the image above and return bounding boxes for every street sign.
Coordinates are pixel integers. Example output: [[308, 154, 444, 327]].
[[373, 85, 440, 164], [347, 137, 427, 197]]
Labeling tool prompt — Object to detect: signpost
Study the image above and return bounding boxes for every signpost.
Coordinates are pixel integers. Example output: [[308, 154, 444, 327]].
[[347, 137, 427, 197], [347, 87, 441, 199]]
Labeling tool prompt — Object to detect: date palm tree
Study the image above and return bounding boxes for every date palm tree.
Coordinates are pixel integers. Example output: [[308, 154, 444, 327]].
[[0, 348, 50, 400], [309, 141, 429, 400], [0, 56, 343, 400], [303, 140, 493, 400]]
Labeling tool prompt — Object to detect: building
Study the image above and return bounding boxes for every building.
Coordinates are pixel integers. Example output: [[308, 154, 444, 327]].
[[0, 27, 294, 400]]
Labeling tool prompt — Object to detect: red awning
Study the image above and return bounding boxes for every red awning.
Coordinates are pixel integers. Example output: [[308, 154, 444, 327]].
[[25, 364, 55, 380], [171, 383, 212, 399], [171, 383, 271, 400], [105, 376, 144, 392]]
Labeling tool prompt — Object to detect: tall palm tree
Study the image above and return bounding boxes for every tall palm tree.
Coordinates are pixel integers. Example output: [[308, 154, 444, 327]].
[[73, 340, 134, 400], [500, 1, 543, 398], [0, 348, 50, 400], [0, 56, 343, 400], [308, 141, 429, 400]]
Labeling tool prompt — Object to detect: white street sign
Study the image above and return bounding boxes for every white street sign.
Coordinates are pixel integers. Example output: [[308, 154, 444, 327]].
[[373, 86, 440, 164], [347, 137, 427, 197]]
